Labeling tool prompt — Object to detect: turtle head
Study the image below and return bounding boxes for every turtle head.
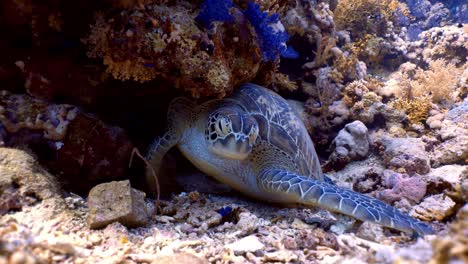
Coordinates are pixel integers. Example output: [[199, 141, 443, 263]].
[[205, 109, 259, 160]]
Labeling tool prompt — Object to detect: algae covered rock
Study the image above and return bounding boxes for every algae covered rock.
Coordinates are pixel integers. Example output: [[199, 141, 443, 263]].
[[326, 120, 370, 169], [410, 193, 457, 221], [0, 147, 62, 214], [0, 91, 134, 194], [87, 180, 150, 229], [380, 136, 431, 175]]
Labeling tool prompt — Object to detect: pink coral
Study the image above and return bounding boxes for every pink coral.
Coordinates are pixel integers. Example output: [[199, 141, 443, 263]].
[[378, 170, 427, 204]]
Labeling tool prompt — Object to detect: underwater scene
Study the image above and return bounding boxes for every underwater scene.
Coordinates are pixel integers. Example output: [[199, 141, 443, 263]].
[[0, 0, 466, 263]]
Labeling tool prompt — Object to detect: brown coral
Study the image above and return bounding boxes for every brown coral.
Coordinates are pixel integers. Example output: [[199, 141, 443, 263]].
[[85, 3, 262, 98]]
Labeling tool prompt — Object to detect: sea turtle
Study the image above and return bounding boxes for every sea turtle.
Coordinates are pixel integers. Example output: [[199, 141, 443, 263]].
[[146, 83, 433, 236]]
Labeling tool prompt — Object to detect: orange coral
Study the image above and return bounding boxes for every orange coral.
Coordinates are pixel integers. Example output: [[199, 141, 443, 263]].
[[391, 96, 432, 125]]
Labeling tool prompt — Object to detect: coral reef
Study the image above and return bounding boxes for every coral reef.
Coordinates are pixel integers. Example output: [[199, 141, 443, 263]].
[[334, 0, 409, 38], [0, 0, 467, 263], [85, 2, 263, 97]]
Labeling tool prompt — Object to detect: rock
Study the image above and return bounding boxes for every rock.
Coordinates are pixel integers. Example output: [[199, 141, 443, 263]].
[[431, 130, 468, 167], [85, 3, 263, 98], [152, 253, 207, 264], [424, 165, 467, 193], [446, 100, 468, 125], [327, 121, 370, 169], [225, 235, 265, 253], [9, 251, 39, 264], [431, 204, 468, 264], [0, 91, 134, 194], [380, 136, 430, 175], [0, 148, 62, 214], [378, 170, 427, 204], [355, 222, 385, 242], [235, 211, 260, 237], [426, 113, 444, 129], [410, 194, 457, 221], [430, 117, 467, 167], [263, 250, 298, 263], [87, 180, 150, 229], [393, 238, 433, 263]]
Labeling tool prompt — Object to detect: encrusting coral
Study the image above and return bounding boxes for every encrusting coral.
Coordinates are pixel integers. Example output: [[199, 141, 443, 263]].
[[85, 0, 300, 98]]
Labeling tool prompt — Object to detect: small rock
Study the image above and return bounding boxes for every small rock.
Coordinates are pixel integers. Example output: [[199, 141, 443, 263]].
[[87, 180, 150, 229], [49, 242, 76, 255], [9, 251, 39, 264], [263, 250, 298, 263], [426, 113, 444, 129], [356, 222, 385, 242], [152, 253, 207, 264], [291, 218, 310, 229], [225, 235, 265, 253], [380, 137, 430, 175], [88, 233, 102, 246], [411, 194, 457, 221], [235, 211, 260, 236]]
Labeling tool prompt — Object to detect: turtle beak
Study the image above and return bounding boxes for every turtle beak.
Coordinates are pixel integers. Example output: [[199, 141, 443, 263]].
[[210, 134, 252, 160]]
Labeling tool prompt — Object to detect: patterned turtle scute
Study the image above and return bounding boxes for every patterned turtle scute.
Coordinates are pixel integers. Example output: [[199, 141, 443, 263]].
[[228, 84, 323, 180]]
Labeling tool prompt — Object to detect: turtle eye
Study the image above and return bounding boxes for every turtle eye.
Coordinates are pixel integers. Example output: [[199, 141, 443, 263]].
[[215, 117, 231, 136]]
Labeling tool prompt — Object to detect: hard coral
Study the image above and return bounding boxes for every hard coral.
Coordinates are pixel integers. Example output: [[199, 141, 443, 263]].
[[391, 96, 432, 125], [334, 0, 408, 38], [85, 2, 262, 97]]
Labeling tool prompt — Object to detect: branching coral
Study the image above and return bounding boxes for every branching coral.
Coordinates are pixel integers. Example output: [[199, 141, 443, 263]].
[[391, 96, 432, 125], [394, 59, 463, 103], [333, 0, 408, 38]]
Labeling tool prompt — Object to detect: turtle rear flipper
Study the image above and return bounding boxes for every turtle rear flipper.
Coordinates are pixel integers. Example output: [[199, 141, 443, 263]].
[[258, 168, 434, 237]]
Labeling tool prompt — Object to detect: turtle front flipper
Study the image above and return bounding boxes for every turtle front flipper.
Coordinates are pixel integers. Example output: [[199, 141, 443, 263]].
[[258, 168, 434, 237], [146, 97, 194, 193]]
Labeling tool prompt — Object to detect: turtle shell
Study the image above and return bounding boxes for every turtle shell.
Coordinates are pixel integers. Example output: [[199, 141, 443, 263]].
[[228, 83, 324, 180]]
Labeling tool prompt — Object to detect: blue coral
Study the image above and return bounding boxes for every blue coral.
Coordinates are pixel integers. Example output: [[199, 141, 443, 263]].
[[243, 2, 298, 61], [195, 0, 234, 29], [196, 0, 298, 61]]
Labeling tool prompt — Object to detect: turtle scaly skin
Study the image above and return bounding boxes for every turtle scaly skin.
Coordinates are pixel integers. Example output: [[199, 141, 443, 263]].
[[146, 83, 433, 236]]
